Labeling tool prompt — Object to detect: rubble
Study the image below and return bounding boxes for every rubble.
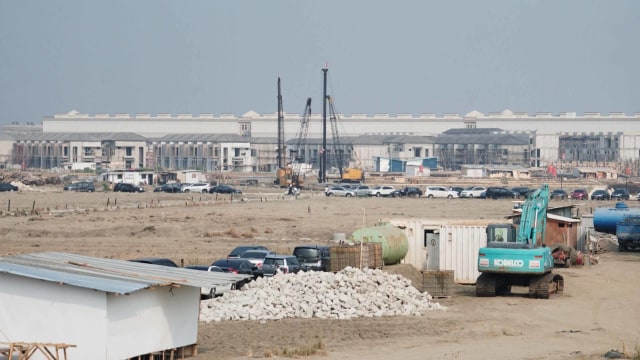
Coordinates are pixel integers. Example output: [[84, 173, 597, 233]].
[[200, 266, 445, 323]]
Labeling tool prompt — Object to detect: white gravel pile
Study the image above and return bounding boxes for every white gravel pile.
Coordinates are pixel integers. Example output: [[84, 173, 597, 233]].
[[200, 266, 445, 323]]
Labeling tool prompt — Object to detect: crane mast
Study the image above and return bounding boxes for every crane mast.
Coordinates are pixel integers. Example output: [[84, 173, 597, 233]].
[[276, 77, 285, 169]]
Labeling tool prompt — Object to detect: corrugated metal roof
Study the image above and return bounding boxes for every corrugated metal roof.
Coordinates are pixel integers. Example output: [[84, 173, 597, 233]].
[[509, 210, 580, 223], [0, 252, 251, 295]]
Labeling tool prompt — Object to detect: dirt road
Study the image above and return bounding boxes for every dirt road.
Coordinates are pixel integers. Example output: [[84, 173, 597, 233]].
[[1, 187, 639, 359]]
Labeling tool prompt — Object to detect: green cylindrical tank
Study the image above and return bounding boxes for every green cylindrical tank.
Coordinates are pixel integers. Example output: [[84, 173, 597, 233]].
[[349, 222, 408, 265]]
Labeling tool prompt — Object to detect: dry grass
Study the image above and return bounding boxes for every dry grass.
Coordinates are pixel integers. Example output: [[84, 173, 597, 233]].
[[263, 338, 326, 358]]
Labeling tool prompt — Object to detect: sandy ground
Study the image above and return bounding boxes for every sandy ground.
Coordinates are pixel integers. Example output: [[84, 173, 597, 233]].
[[1, 185, 639, 360]]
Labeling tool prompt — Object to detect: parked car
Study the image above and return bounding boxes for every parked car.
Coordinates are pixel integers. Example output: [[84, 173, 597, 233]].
[[63, 181, 95, 192], [154, 183, 182, 193], [550, 189, 568, 200], [591, 189, 610, 201], [262, 255, 302, 276], [129, 257, 178, 267], [210, 185, 242, 194], [351, 185, 370, 197], [571, 189, 589, 200], [239, 249, 275, 269], [210, 258, 263, 279], [227, 245, 269, 259], [0, 183, 18, 192], [325, 186, 355, 197], [181, 182, 211, 193], [184, 265, 235, 298], [611, 188, 630, 200], [292, 245, 330, 271], [424, 186, 459, 199], [367, 185, 396, 197], [460, 186, 486, 198], [511, 187, 532, 199], [113, 183, 145, 193], [449, 186, 465, 196], [483, 187, 516, 199], [391, 186, 423, 198]]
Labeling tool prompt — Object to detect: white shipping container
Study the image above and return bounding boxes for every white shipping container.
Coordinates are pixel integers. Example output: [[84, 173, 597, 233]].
[[387, 218, 499, 284]]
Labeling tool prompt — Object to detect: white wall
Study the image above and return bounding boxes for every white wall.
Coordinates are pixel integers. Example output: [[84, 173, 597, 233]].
[[107, 286, 200, 359], [0, 274, 108, 360]]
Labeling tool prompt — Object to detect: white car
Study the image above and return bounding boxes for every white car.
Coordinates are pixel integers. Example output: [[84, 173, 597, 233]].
[[367, 185, 396, 197], [424, 186, 459, 199], [181, 182, 211, 193], [460, 186, 487, 198], [191, 265, 235, 299]]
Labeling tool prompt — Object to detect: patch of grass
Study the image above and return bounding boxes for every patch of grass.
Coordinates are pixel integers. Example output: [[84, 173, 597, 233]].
[[265, 338, 326, 358], [224, 227, 241, 238]]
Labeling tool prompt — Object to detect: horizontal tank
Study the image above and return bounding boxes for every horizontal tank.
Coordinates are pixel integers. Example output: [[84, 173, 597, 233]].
[[349, 222, 408, 265], [593, 202, 640, 234]]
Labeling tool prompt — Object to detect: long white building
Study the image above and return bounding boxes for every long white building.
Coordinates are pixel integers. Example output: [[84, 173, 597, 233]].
[[2, 109, 638, 173], [43, 109, 640, 139]]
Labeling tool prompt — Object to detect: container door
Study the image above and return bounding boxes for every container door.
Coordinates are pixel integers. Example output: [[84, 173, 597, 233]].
[[424, 229, 440, 270]]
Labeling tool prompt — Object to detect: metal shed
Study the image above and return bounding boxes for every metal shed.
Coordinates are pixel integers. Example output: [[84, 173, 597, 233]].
[[0, 252, 250, 359]]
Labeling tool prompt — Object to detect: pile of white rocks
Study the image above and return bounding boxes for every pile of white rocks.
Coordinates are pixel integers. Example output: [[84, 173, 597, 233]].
[[199, 266, 445, 323]]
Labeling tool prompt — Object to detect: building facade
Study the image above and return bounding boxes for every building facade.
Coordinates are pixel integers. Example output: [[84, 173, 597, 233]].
[[0, 109, 638, 173]]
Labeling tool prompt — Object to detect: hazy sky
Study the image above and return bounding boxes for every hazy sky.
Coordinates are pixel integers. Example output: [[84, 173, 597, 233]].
[[0, 1, 638, 125]]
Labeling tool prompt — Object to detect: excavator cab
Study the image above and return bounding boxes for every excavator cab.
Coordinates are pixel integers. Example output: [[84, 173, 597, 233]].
[[486, 224, 515, 244]]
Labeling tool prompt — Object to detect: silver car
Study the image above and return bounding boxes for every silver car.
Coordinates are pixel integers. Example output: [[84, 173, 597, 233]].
[[351, 185, 370, 197], [367, 185, 396, 197], [325, 186, 355, 197], [239, 249, 275, 269]]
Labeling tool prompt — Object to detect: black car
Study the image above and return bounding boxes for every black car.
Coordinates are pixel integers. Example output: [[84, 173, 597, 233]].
[[210, 258, 262, 279], [591, 189, 610, 201], [483, 187, 516, 199], [114, 183, 145, 193], [391, 186, 423, 198], [129, 257, 179, 267], [63, 181, 95, 192], [550, 189, 568, 200], [227, 245, 269, 259], [611, 188, 630, 200], [449, 186, 465, 196], [293, 245, 331, 271], [210, 185, 242, 194], [511, 187, 532, 199], [0, 182, 19, 192], [155, 183, 182, 193]]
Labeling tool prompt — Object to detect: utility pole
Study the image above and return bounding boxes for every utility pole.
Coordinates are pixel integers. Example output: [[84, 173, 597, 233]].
[[321, 64, 328, 184]]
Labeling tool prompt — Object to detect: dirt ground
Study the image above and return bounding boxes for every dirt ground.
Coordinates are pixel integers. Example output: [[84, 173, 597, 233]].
[[1, 185, 639, 360]]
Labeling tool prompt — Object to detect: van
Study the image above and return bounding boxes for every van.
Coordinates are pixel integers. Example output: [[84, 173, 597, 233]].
[[293, 245, 331, 271]]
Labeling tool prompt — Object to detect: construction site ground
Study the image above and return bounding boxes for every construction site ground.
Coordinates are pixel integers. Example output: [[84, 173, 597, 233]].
[[0, 183, 639, 360]]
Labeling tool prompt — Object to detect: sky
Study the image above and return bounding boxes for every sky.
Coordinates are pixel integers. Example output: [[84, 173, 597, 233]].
[[0, 1, 638, 126]]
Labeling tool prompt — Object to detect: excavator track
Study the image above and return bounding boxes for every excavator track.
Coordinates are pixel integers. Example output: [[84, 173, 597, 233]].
[[529, 272, 564, 299], [475, 273, 496, 297]]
